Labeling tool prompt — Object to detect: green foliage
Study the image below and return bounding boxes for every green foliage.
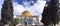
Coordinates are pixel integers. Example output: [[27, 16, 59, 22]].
[[9, 18, 19, 26], [41, 0, 60, 26], [1, 0, 13, 25]]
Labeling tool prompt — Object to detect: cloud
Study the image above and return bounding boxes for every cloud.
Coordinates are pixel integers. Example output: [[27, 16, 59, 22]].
[[0, 0, 46, 20], [0, 0, 4, 20], [13, 2, 26, 15], [13, 0, 46, 21], [12, 0, 37, 6], [0, 0, 4, 15], [25, 0, 46, 20], [41, 0, 46, 1]]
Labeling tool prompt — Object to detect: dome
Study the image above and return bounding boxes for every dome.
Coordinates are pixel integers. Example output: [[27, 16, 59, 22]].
[[21, 10, 32, 16]]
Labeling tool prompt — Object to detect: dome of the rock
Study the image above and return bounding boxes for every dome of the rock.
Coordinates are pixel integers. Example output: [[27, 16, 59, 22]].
[[21, 10, 32, 16]]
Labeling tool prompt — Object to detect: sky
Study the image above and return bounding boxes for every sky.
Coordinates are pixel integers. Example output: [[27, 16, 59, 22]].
[[0, 0, 46, 21]]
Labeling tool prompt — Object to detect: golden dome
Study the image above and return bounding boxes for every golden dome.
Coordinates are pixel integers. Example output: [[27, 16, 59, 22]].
[[21, 10, 32, 16]]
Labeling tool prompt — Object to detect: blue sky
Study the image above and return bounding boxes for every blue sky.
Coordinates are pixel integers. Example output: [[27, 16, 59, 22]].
[[0, 0, 46, 20]]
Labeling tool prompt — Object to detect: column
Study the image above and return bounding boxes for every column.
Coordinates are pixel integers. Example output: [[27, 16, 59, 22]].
[[36, 16, 39, 25]]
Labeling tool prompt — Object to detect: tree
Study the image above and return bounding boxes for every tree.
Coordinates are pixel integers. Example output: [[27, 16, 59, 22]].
[[1, 0, 13, 26], [41, 0, 60, 26], [9, 18, 18, 26]]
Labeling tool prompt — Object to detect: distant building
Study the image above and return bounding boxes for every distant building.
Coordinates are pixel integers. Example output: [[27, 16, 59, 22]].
[[16, 10, 40, 26]]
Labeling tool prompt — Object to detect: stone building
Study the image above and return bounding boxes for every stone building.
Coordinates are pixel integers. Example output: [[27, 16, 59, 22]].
[[16, 10, 40, 26]]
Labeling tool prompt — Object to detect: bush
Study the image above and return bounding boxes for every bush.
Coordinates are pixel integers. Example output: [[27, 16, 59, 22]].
[[9, 18, 18, 26]]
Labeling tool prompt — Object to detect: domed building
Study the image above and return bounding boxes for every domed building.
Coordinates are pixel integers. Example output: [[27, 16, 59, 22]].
[[16, 10, 39, 26], [21, 10, 32, 16]]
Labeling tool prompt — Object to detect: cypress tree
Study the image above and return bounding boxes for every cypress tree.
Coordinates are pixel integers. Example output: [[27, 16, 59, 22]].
[[0, 0, 13, 26], [41, 0, 60, 26]]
